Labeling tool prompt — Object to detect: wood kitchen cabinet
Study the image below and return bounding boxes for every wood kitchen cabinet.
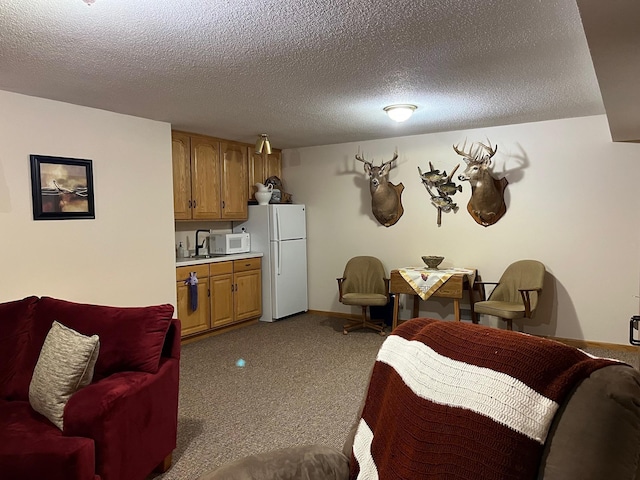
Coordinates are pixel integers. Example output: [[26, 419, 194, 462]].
[[220, 141, 248, 219], [176, 257, 262, 341], [172, 132, 221, 220], [172, 131, 248, 221], [247, 147, 282, 201], [176, 265, 211, 336], [209, 261, 234, 327], [210, 257, 262, 327], [233, 258, 262, 320]]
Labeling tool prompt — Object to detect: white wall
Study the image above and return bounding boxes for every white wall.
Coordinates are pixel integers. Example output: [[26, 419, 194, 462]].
[[0, 91, 177, 310], [283, 115, 640, 344]]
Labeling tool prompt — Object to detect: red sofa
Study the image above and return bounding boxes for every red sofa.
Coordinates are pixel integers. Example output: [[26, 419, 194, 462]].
[[0, 296, 181, 480]]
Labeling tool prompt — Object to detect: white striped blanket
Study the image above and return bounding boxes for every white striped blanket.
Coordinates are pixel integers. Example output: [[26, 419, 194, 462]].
[[350, 318, 618, 480]]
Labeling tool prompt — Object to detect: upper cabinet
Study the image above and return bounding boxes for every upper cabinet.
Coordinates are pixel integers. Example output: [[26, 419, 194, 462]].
[[247, 148, 282, 201], [172, 131, 248, 221], [220, 141, 248, 220]]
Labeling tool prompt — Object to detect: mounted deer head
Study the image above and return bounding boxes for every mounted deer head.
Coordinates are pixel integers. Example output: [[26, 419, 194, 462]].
[[355, 151, 404, 227], [454, 139, 508, 226]]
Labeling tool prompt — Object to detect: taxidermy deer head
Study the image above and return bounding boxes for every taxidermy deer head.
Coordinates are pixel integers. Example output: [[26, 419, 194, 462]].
[[355, 151, 404, 227], [454, 139, 508, 227]]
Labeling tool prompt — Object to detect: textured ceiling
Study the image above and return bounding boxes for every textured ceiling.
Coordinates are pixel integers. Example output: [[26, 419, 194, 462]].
[[0, 0, 633, 149]]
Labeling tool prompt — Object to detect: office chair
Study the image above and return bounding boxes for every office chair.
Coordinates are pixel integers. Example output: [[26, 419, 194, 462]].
[[473, 259, 545, 330], [337, 256, 390, 335]]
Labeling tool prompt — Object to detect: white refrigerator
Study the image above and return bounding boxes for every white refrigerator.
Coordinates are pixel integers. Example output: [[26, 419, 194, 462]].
[[233, 204, 308, 322]]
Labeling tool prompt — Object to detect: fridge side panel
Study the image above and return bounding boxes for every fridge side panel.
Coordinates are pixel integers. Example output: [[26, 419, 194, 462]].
[[271, 238, 308, 319]]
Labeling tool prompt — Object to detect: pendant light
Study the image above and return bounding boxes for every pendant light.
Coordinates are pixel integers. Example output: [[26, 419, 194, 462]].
[[255, 134, 272, 155]]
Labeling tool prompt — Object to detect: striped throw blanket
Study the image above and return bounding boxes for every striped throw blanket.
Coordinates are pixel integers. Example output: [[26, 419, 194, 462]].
[[350, 318, 618, 480]]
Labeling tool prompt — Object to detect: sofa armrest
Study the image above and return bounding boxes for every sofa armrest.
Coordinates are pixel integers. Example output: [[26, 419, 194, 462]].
[[540, 364, 640, 479], [163, 318, 181, 360], [198, 445, 349, 480], [63, 356, 180, 480]]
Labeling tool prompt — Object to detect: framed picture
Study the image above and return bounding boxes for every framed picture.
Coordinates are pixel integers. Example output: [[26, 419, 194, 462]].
[[30, 155, 95, 220]]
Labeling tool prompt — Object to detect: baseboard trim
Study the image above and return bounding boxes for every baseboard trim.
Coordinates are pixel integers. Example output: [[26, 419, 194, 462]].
[[308, 310, 638, 352], [181, 318, 259, 345]]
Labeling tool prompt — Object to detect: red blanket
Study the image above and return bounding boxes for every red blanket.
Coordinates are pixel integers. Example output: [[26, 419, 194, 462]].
[[350, 318, 618, 480]]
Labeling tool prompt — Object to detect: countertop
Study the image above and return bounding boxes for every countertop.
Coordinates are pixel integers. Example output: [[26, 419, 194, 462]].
[[175, 252, 263, 267]]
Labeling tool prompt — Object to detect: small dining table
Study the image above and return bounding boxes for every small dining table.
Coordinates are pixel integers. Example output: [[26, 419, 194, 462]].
[[389, 267, 478, 330]]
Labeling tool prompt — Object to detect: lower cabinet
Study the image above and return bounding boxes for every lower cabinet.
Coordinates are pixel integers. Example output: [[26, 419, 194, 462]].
[[176, 264, 210, 337], [176, 257, 262, 340], [233, 258, 262, 321]]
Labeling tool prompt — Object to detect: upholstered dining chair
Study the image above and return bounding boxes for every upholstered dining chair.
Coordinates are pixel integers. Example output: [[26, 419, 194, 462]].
[[473, 259, 546, 330], [337, 256, 390, 335]]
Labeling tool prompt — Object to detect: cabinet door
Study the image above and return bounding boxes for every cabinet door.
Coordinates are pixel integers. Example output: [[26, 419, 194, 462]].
[[172, 133, 192, 220], [211, 273, 234, 327], [191, 136, 222, 220], [220, 141, 248, 220], [265, 150, 282, 182], [234, 269, 262, 321], [247, 148, 266, 201], [176, 279, 210, 336]]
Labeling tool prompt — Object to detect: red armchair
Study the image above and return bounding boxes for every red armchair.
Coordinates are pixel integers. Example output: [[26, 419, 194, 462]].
[[0, 296, 181, 480]]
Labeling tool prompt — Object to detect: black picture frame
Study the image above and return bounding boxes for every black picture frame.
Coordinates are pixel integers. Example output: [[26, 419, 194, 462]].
[[30, 155, 95, 220]]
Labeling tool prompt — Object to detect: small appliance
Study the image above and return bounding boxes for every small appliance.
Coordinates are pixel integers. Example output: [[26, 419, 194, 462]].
[[209, 232, 250, 254]]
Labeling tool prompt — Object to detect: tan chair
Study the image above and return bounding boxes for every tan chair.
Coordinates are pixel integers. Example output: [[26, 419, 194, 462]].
[[473, 259, 545, 330], [337, 256, 389, 335]]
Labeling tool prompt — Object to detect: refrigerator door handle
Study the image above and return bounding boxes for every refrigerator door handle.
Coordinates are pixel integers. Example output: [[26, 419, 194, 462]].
[[275, 241, 281, 275], [275, 208, 281, 241]]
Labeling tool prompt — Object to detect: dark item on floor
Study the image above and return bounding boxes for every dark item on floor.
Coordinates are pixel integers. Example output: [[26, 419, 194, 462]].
[[369, 294, 394, 327]]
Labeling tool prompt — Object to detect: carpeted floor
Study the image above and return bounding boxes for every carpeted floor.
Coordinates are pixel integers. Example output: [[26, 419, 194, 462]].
[[152, 313, 386, 479], [152, 313, 639, 479]]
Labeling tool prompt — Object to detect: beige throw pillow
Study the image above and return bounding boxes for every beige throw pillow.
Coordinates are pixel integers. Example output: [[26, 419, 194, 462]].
[[29, 321, 100, 430]]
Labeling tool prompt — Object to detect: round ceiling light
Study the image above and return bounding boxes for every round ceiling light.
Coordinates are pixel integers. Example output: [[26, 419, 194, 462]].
[[384, 104, 417, 122]]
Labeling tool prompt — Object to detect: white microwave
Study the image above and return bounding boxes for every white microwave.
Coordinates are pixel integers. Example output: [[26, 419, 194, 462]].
[[209, 233, 250, 255]]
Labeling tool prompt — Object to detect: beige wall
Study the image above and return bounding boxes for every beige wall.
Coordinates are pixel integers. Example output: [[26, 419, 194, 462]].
[[283, 115, 640, 344], [3, 90, 638, 345], [0, 91, 177, 310]]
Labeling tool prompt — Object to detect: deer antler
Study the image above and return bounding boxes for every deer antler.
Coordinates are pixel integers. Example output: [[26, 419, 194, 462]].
[[454, 139, 497, 163], [381, 151, 398, 167], [453, 139, 475, 161], [475, 140, 497, 160], [355, 152, 372, 167]]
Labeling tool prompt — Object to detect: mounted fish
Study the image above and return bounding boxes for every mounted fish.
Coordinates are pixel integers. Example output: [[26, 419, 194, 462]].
[[454, 139, 508, 227], [355, 150, 404, 227], [418, 161, 462, 226]]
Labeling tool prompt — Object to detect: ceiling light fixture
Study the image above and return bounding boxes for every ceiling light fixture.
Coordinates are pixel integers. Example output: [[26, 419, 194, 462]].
[[384, 104, 417, 122], [255, 134, 272, 155]]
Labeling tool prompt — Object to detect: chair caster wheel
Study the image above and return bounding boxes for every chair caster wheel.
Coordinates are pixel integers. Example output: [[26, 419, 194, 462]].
[[343, 329, 348, 335], [379, 331, 386, 336]]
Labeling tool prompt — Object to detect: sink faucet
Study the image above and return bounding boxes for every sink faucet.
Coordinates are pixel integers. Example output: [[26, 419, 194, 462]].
[[195, 229, 209, 257]]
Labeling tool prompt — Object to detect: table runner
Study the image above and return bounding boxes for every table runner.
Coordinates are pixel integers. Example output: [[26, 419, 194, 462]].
[[398, 267, 475, 300], [350, 318, 619, 480]]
